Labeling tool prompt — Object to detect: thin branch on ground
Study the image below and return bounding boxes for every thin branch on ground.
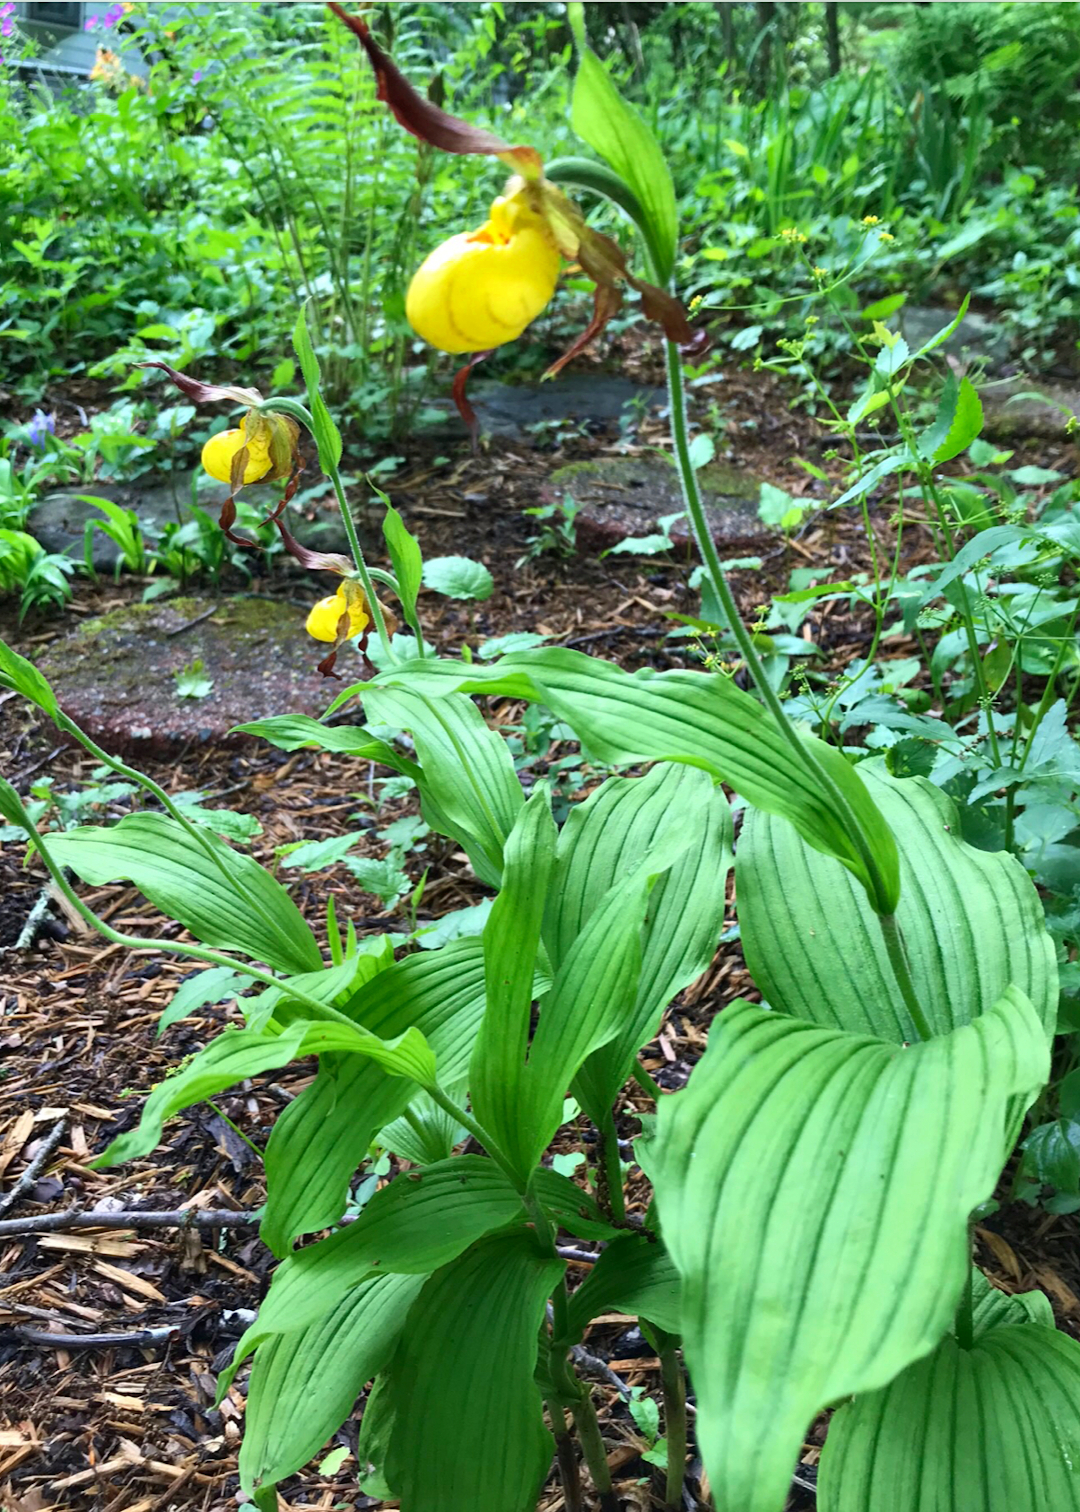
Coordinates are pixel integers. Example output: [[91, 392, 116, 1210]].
[[0, 1205, 264, 1237], [0, 1119, 66, 1220]]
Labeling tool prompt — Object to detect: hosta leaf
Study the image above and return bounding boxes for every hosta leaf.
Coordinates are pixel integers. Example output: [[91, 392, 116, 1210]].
[[358, 648, 900, 913], [544, 763, 731, 1122], [564, 1231, 682, 1341], [226, 1158, 526, 1371], [737, 761, 1057, 1042], [644, 987, 1049, 1512], [384, 1234, 564, 1512], [95, 1016, 434, 1170], [49, 813, 321, 976], [362, 686, 523, 886], [818, 1317, 1080, 1512], [239, 1272, 424, 1511]]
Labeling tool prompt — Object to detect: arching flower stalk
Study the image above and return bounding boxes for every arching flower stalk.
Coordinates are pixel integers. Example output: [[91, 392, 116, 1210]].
[[136, 360, 395, 677], [328, 4, 701, 436]]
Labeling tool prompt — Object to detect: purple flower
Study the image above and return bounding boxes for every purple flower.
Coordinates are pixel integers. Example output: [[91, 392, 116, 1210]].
[[26, 410, 56, 448], [0, 4, 16, 16], [84, 16, 98, 30], [104, 2, 124, 25], [192, 68, 203, 83], [0, 19, 11, 37]]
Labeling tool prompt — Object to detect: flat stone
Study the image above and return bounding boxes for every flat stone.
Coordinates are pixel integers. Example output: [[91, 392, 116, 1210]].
[[420, 374, 665, 442], [28, 481, 191, 571], [551, 454, 772, 556], [899, 305, 1013, 370], [981, 378, 1080, 439], [36, 596, 336, 756]]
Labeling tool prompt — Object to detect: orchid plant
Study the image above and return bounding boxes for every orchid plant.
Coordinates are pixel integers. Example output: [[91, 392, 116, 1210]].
[[1, 8, 1077, 1512]]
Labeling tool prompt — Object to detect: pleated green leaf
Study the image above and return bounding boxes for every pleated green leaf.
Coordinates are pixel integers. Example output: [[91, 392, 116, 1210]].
[[357, 648, 899, 912], [49, 813, 321, 976], [543, 763, 731, 1122], [261, 936, 491, 1253], [644, 988, 1049, 1512], [95, 1015, 434, 1170], [471, 789, 558, 1165], [384, 1234, 564, 1512], [737, 761, 1057, 1042], [232, 1158, 526, 1361], [564, 1231, 683, 1341], [363, 686, 524, 886], [239, 1272, 424, 1509], [232, 713, 418, 775], [818, 1315, 1080, 1511]]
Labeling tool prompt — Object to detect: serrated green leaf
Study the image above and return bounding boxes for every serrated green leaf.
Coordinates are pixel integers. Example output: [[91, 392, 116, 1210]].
[[818, 1317, 1080, 1512], [737, 762, 1057, 1044], [385, 1234, 564, 1512], [645, 987, 1049, 1512], [362, 648, 900, 913], [49, 813, 321, 977]]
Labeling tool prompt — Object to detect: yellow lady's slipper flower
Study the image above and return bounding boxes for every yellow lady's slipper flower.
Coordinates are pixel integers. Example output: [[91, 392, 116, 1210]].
[[306, 583, 370, 644], [201, 417, 273, 486], [406, 193, 561, 354]]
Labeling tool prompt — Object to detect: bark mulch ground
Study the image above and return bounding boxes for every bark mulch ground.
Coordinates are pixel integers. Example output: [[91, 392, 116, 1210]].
[[1, 360, 1078, 1511]]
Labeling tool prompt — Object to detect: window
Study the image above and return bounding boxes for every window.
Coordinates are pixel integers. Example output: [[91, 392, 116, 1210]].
[[23, 3, 82, 28]]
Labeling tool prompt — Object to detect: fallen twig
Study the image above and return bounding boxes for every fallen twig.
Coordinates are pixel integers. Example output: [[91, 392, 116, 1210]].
[[0, 1118, 66, 1220], [12, 1323, 180, 1349], [0, 1204, 264, 1237]]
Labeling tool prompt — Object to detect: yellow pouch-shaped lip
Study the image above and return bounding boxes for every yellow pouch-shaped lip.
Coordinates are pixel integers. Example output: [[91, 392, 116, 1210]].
[[201, 417, 273, 485]]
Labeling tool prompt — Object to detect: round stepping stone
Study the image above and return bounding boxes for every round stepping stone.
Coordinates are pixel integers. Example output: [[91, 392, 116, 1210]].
[[36, 596, 336, 756]]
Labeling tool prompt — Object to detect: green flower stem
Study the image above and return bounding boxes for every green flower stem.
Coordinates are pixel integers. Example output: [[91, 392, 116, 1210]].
[[599, 1110, 627, 1224], [260, 397, 396, 664], [423, 1081, 524, 1192], [571, 1391, 618, 1512], [546, 1395, 584, 1512], [878, 910, 934, 1042], [630, 1060, 663, 1101], [955, 1250, 975, 1351], [658, 1338, 689, 1509]]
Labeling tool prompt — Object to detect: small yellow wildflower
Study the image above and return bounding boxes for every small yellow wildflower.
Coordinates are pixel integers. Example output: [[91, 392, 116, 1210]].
[[812, 266, 828, 278], [779, 227, 808, 244], [879, 231, 895, 243], [862, 215, 880, 226], [306, 582, 370, 644], [201, 417, 273, 486]]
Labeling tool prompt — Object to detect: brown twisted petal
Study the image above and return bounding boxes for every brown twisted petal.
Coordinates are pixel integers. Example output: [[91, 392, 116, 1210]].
[[134, 361, 263, 409], [451, 349, 494, 447], [327, 4, 540, 176]]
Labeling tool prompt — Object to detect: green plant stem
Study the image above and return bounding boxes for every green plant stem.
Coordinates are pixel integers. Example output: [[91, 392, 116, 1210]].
[[658, 1339, 688, 1509], [260, 397, 396, 663], [664, 338, 895, 917], [546, 1396, 584, 1512], [955, 1255, 975, 1350], [572, 1391, 618, 1512], [878, 911, 934, 1041], [630, 1060, 663, 1100], [423, 1082, 523, 1191], [205, 1099, 264, 1163], [599, 1111, 627, 1223]]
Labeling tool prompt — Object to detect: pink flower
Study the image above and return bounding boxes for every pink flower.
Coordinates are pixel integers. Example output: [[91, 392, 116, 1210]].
[[192, 68, 203, 83]]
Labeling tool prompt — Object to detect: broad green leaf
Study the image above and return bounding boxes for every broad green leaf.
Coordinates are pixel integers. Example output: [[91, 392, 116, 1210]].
[[261, 939, 550, 1253], [567, 4, 677, 283], [239, 1272, 424, 1509], [472, 790, 558, 1164], [927, 523, 1028, 598], [379, 1080, 468, 1165], [506, 842, 687, 1179], [229, 1158, 525, 1360], [157, 965, 248, 1037], [384, 1234, 564, 1512], [49, 813, 321, 977], [564, 1231, 682, 1341], [531, 1166, 621, 1241], [360, 648, 900, 913], [969, 1267, 1054, 1335], [931, 374, 984, 463], [95, 1016, 435, 1170], [422, 554, 494, 601], [818, 1318, 1080, 1511], [545, 763, 731, 1122], [382, 505, 423, 623], [0, 638, 60, 720], [362, 687, 523, 887], [232, 713, 417, 775], [644, 987, 1049, 1512], [737, 762, 1057, 1042], [292, 304, 343, 470]]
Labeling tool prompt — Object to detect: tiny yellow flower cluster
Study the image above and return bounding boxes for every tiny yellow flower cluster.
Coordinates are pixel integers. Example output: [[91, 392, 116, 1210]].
[[862, 214, 881, 226], [779, 227, 808, 244], [879, 231, 896, 243]]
